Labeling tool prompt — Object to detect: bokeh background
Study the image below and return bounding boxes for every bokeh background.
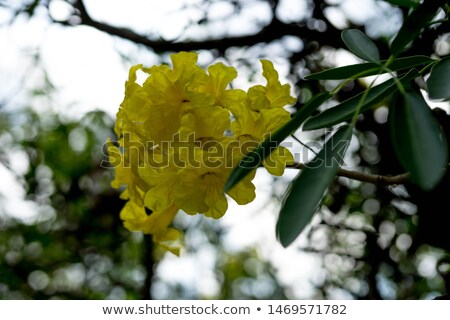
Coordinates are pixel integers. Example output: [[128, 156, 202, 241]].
[[1, 0, 449, 299]]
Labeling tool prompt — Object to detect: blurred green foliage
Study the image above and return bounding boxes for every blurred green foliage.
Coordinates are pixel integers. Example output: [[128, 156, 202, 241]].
[[0, 109, 147, 299]]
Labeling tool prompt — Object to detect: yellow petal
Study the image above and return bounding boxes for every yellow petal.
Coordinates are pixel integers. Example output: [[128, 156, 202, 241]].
[[144, 179, 177, 212], [226, 169, 256, 205], [259, 108, 291, 135], [179, 106, 230, 142], [139, 157, 179, 211], [120, 200, 149, 232], [121, 64, 153, 120], [170, 51, 198, 71], [247, 85, 270, 111], [174, 168, 209, 214], [231, 109, 261, 140], [145, 204, 179, 234], [153, 227, 182, 256], [120, 201, 181, 254], [204, 62, 238, 102], [107, 139, 147, 205], [233, 108, 289, 142], [263, 146, 294, 176], [170, 52, 209, 90], [261, 59, 296, 108], [127, 64, 143, 83], [202, 173, 228, 219], [221, 89, 247, 116]]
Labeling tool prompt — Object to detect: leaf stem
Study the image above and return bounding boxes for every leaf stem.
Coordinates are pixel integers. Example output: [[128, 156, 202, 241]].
[[349, 75, 380, 127], [291, 134, 318, 156], [330, 67, 380, 95], [381, 55, 407, 95]]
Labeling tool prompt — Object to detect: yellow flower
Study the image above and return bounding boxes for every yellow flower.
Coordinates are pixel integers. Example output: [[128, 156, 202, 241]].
[[108, 52, 297, 254]]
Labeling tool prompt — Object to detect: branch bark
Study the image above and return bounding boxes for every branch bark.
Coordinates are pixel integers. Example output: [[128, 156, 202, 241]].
[[65, 0, 343, 53], [287, 162, 411, 186]]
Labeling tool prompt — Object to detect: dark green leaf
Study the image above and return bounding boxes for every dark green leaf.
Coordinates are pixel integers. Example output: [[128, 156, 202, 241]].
[[390, 0, 447, 56], [303, 69, 419, 130], [384, 0, 419, 8], [388, 56, 435, 72], [306, 56, 432, 80], [306, 63, 379, 81], [224, 93, 332, 192], [276, 125, 352, 247], [389, 90, 448, 190], [427, 58, 450, 101], [342, 29, 380, 62]]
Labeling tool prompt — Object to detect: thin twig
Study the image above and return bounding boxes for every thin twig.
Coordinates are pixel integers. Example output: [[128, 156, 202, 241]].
[[298, 247, 366, 261], [291, 134, 318, 156], [287, 162, 411, 186]]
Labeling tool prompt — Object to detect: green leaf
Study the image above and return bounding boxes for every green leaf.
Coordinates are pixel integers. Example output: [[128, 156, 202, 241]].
[[342, 29, 380, 62], [384, 0, 419, 8], [303, 69, 419, 130], [427, 57, 450, 101], [276, 125, 352, 247], [387, 56, 435, 72], [305, 56, 432, 80], [389, 90, 448, 190], [224, 93, 331, 192], [390, 0, 447, 56]]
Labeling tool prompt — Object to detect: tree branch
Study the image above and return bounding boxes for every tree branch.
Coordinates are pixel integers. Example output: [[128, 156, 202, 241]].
[[64, 0, 343, 53], [142, 235, 154, 300], [298, 246, 366, 262], [287, 162, 411, 186]]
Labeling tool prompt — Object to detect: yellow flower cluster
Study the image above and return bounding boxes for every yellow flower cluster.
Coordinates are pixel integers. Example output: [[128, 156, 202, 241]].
[[108, 52, 296, 254]]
